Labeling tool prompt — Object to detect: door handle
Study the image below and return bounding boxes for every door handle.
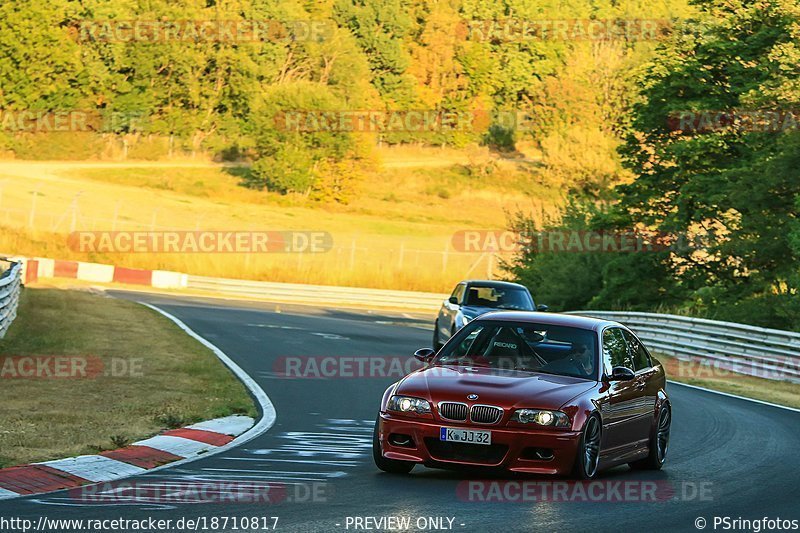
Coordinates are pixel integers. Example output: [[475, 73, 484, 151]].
[[635, 381, 646, 391]]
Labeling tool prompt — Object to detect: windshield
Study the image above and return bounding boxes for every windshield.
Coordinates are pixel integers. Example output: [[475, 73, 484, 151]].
[[434, 320, 598, 379], [464, 286, 533, 310]]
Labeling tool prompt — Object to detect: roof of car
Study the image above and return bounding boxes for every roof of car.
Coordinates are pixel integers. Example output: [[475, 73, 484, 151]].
[[473, 311, 619, 331], [461, 280, 529, 289]]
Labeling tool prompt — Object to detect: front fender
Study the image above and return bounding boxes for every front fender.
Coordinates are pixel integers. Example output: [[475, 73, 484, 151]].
[[559, 385, 602, 432], [380, 382, 400, 412]]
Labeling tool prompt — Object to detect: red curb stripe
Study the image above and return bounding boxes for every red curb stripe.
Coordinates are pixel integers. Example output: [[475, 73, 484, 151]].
[[162, 428, 234, 446], [25, 260, 39, 284], [100, 445, 183, 469], [112, 266, 153, 285], [0, 465, 89, 495], [53, 260, 79, 279]]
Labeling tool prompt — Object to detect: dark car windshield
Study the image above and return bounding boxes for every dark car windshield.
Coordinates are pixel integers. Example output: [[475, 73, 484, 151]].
[[434, 320, 598, 379], [464, 286, 533, 311]]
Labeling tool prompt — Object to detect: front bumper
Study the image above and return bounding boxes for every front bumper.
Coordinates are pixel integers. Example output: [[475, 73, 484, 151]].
[[378, 412, 581, 475]]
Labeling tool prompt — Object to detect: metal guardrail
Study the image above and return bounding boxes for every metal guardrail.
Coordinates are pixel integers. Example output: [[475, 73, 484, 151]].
[[566, 310, 800, 382], [186, 275, 448, 312], [0, 260, 22, 340]]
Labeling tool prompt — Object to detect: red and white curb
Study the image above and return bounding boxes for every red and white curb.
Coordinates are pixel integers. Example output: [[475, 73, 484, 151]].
[[0, 303, 277, 500], [0, 415, 254, 498], [22, 257, 187, 289]]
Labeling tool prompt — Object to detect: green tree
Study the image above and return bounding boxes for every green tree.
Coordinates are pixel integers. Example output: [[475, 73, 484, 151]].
[[619, 0, 800, 328]]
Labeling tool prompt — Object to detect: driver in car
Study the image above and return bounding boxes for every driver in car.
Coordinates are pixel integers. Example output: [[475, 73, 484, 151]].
[[569, 343, 595, 377]]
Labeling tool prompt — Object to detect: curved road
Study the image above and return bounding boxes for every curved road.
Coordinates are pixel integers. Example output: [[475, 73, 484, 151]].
[[1, 293, 798, 532]]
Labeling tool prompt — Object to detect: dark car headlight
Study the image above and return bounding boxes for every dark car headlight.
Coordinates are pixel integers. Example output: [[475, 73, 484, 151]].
[[387, 395, 431, 414], [511, 409, 570, 428]]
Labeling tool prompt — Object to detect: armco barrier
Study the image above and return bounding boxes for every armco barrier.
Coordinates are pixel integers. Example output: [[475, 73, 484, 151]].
[[566, 310, 800, 382], [0, 260, 22, 339], [186, 275, 447, 311]]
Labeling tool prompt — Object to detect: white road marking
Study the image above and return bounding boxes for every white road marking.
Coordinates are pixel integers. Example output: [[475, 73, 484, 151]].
[[37, 456, 146, 482], [309, 332, 350, 340], [201, 468, 346, 478], [27, 498, 176, 510], [222, 457, 358, 467], [246, 323, 301, 330]]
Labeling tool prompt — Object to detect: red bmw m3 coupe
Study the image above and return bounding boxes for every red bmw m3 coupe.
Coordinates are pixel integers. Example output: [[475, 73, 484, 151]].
[[373, 312, 671, 479]]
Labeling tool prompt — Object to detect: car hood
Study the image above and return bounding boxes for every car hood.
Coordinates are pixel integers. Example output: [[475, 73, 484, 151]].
[[395, 365, 595, 410]]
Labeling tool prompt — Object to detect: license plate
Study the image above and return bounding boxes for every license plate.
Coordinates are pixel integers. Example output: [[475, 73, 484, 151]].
[[440, 427, 491, 445]]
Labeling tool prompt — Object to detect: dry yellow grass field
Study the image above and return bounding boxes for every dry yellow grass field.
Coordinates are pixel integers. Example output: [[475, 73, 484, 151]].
[[0, 148, 561, 291]]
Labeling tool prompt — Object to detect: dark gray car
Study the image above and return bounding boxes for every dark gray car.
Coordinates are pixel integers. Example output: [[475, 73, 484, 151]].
[[433, 280, 547, 349]]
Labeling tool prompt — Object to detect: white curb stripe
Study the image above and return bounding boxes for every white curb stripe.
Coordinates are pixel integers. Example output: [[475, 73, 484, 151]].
[[132, 435, 219, 458], [187, 415, 254, 436], [0, 487, 20, 499], [37, 456, 146, 482]]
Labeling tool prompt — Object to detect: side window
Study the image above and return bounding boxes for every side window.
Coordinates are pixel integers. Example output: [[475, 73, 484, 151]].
[[622, 330, 652, 371], [602, 328, 632, 373], [454, 284, 467, 304]]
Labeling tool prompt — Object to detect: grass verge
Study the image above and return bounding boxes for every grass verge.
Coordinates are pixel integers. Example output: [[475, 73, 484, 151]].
[[0, 287, 256, 468], [659, 354, 800, 409]]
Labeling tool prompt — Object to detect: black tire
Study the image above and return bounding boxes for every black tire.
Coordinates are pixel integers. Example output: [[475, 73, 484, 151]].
[[630, 403, 671, 471], [373, 416, 414, 474], [433, 321, 443, 350], [572, 414, 602, 479]]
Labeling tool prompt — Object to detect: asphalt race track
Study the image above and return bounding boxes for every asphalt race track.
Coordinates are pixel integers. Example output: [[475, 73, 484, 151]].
[[1, 293, 798, 533]]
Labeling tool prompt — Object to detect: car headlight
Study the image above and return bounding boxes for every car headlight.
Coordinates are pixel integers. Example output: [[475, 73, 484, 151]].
[[387, 395, 431, 414], [511, 409, 570, 427]]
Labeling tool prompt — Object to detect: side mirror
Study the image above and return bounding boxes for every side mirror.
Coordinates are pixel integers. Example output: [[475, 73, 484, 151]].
[[536, 304, 549, 312], [414, 348, 436, 362], [608, 366, 635, 381], [448, 296, 458, 305]]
